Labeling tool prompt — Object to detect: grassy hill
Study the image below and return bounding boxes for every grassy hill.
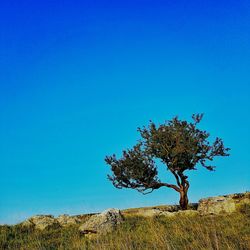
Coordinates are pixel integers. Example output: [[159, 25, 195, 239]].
[[1, 202, 250, 250]]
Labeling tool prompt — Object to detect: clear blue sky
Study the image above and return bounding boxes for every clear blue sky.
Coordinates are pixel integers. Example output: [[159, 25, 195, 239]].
[[0, 0, 249, 224]]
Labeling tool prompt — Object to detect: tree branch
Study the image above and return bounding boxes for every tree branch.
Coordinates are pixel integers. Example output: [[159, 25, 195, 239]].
[[139, 180, 180, 192], [177, 171, 190, 191], [170, 170, 181, 187], [185, 179, 190, 192], [152, 182, 180, 192]]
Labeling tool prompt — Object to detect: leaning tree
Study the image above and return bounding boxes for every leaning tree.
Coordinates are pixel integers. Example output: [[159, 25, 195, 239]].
[[105, 114, 230, 210]]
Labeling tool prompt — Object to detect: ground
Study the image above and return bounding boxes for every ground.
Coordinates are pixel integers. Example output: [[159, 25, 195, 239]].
[[0, 203, 250, 250]]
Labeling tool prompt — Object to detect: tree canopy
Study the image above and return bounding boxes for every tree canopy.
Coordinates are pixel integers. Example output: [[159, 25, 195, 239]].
[[105, 114, 230, 209]]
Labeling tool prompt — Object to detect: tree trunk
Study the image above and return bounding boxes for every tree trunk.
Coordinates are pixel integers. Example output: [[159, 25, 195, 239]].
[[179, 189, 188, 210]]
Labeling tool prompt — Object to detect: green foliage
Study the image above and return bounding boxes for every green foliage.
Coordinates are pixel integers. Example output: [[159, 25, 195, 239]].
[[138, 114, 230, 172], [105, 114, 230, 208], [105, 144, 160, 194]]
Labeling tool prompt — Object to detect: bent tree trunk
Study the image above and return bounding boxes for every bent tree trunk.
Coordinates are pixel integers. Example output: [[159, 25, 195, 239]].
[[170, 171, 190, 210], [179, 189, 188, 210]]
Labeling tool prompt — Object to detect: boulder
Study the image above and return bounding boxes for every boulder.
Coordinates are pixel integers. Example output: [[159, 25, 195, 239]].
[[153, 205, 180, 212], [134, 208, 174, 217], [198, 192, 250, 214], [135, 208, 198, 217], [21, 215, 60, 230], [198, 196, 235, 215], [79, 208, 124, 236], [176, 210, 199, 216], [57, 214, 82, 227], [198, 192, 250, 215], [227, 192, 250, 204]]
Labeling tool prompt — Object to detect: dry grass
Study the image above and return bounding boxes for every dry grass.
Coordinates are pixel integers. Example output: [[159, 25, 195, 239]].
[[1, 204, 250, 250]]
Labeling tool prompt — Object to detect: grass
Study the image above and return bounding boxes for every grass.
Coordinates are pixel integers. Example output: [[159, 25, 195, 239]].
[[1, 204, 250, 250]]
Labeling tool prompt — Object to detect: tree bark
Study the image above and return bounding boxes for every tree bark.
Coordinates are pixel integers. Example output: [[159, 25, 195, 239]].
[[179, 188, 189, 210], [176, 171, 189, 210]]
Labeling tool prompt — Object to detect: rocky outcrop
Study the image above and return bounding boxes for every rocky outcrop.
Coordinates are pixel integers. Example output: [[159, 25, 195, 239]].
[[134, 208, 198, 217], [18, 192, 249, 231], [198, 192, 250, 215], [176, 210, 199, 216], [138, 208, 167, 217], [123, 203, 198, 217], [21, 213, 92, 230], [79, 208, 124, 237], [21, 215, 60, 230], [57, 214, 82, 227]]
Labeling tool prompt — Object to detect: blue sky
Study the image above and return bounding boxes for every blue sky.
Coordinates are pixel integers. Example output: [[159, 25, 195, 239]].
[[0, 0, 249, 224]]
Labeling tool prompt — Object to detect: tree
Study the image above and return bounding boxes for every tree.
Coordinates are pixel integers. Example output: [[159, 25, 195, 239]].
[[105, 114, 230, 210]]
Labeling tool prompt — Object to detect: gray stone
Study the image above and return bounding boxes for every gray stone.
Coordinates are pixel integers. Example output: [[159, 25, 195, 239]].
[[198, 196, 235, 215], [21, 215, 60, 230], [198, 192, 250, 215], [135, 208, 198, 217], [176, 210, 199, 216], [79, 208, 124, 236], [135, 208, 165, 217], [57, 214, 82, 227]]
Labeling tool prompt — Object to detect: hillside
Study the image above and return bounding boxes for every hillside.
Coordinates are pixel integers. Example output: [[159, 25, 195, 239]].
[[1, 192, 250, 250]]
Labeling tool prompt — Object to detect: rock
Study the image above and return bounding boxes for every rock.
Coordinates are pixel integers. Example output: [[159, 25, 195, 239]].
[[198, 196, 235, 215], [136, 208, 161, 217], [123, 203, 198, 217], [198, 192, 250, 215], [228, 193, 250, 207], [158, 203, 198, 211], [226, 193, 250, 200], [154, 205, 180, 212], [21, 220, 34, 228], [176, 210, 199, 216], [134, 208, 174, 217], [20, 213, 95, 230], [161, 211, 177, 217], [57, 214, 81, 227], [21, 215, 60, 230], [79, 208, 124, 236], [135, 208, 198, 217]]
